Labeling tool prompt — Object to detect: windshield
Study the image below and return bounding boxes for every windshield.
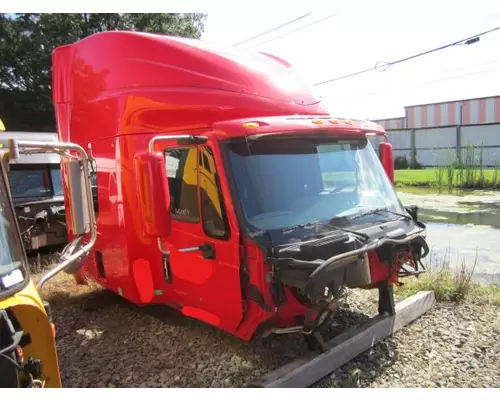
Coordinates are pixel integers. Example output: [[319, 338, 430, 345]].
[[8, 165, 63, 198], [223, 134, 405, 234], [51, 166, 63, 196], [0, 162, 28, 297]]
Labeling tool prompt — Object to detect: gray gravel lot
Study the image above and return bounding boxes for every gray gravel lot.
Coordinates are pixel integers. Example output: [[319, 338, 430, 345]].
[[47, 282, 500, 388]]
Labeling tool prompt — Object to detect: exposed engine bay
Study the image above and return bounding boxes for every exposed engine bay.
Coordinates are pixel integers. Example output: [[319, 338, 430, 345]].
[[14, 201, 67, 252], [261, 206, 429, 346]]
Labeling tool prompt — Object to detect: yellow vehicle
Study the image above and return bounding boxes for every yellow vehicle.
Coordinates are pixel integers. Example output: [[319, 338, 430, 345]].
[[0, 118, 96, 388]]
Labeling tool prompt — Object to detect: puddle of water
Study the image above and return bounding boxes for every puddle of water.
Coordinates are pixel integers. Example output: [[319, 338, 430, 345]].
[[398, 189, 500, 228], [397, 186, 495, 197], [397, 187, 500, 283], [423, 222, 500, 284]]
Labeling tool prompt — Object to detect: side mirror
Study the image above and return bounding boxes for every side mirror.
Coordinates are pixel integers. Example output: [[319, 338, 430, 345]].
[[135, 152, 172, 238], [5, 138, 99, 291], [405, 205, 418, 222], [379, 142, 395, 184], [64, 158, 90, 236]]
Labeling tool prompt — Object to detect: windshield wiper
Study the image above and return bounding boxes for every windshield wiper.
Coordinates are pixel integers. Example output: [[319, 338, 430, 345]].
[[349, 207, 412, 222], [281, 220, 370, 242]]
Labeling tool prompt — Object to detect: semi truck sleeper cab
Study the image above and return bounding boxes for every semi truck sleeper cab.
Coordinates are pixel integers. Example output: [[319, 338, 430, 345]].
[[51, 31, 429, 348]]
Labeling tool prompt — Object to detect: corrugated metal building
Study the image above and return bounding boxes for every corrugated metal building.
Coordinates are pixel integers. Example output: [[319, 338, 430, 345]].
[[373, 95, 500, 130], [371, 117, 405, 130]]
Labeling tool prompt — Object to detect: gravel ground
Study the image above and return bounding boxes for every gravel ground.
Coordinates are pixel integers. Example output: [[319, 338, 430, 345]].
[[40, 274, 500, 388]]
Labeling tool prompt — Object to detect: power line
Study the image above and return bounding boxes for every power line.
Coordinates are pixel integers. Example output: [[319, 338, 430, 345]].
[[359, 58, 500, 99], [338, 64, 500, 103], [233, 13, 312, 46], [244, 13, 340, 49], [313, 25, 500, 87]]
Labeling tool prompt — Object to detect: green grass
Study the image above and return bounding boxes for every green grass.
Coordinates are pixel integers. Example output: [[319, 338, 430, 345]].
[[395, 250, 500, 306], [395, 169, 498, 188], [323, 172, 356, 181], [324, 168, 498, 189], [395, 144, 500, 190], [397, 273, 500, 306]]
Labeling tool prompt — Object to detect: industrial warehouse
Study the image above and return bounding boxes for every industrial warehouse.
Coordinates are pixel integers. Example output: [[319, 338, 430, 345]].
[[373, 95, 500, 167]]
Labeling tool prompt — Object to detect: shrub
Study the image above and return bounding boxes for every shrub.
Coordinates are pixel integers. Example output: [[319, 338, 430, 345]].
[[394, 155, 409, 170]]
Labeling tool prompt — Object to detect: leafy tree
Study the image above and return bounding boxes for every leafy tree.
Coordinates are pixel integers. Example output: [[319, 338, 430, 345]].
[[0, 13, 207, 131]]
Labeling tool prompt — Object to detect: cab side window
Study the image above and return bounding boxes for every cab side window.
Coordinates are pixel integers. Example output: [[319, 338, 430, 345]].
[[164, 147, 200, 223], [199, 146, 229, 239]]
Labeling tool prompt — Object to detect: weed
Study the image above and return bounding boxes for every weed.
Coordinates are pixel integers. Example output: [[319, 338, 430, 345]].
[[395, 247, 500, 305]]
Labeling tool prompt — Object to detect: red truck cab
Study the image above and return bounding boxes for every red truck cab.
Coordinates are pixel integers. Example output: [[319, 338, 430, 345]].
[[51, 31, 428, 346]]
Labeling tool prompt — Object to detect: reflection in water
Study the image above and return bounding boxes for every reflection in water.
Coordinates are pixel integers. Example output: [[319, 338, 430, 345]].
[[420, 208, 500, 229], [397, 186, 494, 197], [397, 188, 500, 283], [423, 222, 500, 284]]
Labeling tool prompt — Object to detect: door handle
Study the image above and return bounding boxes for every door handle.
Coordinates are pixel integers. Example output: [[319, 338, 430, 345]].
[[178, 242, 215, 259]]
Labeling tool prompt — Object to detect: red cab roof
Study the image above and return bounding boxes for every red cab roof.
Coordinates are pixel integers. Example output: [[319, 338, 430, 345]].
[[52, 31, 375, 143], [52, 30, 323, 107]]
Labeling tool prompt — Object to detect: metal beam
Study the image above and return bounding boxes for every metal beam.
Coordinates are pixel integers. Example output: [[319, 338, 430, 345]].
[[250, 290, 436, 388]]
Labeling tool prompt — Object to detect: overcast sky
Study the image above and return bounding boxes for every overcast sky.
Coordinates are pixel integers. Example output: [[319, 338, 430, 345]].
[[202, 8, 500, 120]]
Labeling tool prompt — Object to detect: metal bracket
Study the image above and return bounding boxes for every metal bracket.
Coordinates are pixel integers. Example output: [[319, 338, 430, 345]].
[[378, 280, 395, 316]]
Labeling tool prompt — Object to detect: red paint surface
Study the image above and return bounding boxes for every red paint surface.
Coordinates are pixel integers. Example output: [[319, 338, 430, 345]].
[[182, 307, 221, 327], [134, 152, 172, 238], [434, 103, 442, 127], [478, 99, 487, 124], [132, 259, 154, 303], [367, 251, 393, 284], [406, 107, 415, 128], [448, 102, 456, 126], [364, 249, 416, 288], [420, 105, 427, 128], [379, 142, 395, 183], [52, 30, 390, 341]]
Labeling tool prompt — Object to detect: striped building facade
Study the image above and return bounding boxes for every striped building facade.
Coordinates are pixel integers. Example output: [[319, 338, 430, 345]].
[[372, 117, 405, 130], [373, 95, 500, 130]]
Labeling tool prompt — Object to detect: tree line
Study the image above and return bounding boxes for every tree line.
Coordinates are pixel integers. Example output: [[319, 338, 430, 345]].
[[0, 13, 207, 131]]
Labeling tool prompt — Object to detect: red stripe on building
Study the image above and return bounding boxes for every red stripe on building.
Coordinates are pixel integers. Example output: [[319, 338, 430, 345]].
[[435, 103, 441, 126], [448, 102, 456, 125], [478, 98, 487, 124], [494, 97, 500, 123], [407, 108, 414, 128], [421, 105, 427, 127]]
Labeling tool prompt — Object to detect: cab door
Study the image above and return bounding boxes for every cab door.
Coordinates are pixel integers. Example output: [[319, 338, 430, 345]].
[[159, 142, 243, 335]]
